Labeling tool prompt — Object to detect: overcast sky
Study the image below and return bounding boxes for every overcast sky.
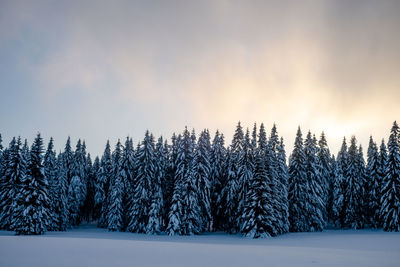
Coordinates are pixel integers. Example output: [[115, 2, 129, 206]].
[[1, 0, 399, 156]]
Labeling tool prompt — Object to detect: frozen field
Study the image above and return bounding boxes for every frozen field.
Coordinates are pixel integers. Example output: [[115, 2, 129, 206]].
[[0, 225, 399, 267]]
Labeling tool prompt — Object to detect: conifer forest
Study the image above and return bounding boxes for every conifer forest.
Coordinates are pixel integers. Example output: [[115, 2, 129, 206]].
[[0, 121, 399, 238]]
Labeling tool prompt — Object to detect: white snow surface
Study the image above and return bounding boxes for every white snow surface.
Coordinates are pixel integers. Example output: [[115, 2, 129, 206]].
[[0, 224, 399, 267]]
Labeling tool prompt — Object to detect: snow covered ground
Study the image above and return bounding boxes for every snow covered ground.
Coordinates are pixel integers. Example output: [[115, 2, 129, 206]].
[[1, 225, 399, 267]]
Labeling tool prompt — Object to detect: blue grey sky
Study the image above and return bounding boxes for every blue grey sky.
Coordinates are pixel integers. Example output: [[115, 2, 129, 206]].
[[1, 0, 399, 156]]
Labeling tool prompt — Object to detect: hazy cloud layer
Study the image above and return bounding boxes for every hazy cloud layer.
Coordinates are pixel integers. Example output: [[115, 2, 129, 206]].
[[1, 0, 399, 155]]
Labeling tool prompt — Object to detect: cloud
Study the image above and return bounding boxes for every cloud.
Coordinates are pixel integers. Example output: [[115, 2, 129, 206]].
[[1, 0, 399, 155]]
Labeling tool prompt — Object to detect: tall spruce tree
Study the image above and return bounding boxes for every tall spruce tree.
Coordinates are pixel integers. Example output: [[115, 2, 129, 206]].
[[317, 132, 331, 223], [0, 137, 25, 230], [211, 131, 226, 231], [146, 135, 164, 234], [56, 152, 69, 231], [91, 156, 101, 221], [343, 136, 364, 229], [43, 137, 58, 230], [304, 132, 325, 231], [167, 134, 184, 235], [82, 154, 95, 223], [63, 137, 74, 184], [181, 128, 202, 235], [381, 121, 400, 231], [13, 134, 50, 235], [68, 140, 86, 226], [107, 140, 124, 231], [168, 128, 201, 235], [120, 137, 135, 229], [366, 137, 380, 227], [237, 129, 254, 231], [127, 131, 156, 233], [161, 135, 175, 230], [331, 156, 344, 228], [217, 148, 236, 232], [335, 138, 349, 227], [192, 130, 212, 231], [240, 149, 275, 238], [158, 138, 172, 230], [96, 141, 113, 227], [220, 122, 244, 233], [277, 137, 290, 233], [378, 140, 389, 184], [288, 127, 308, 232], [377, 139, 388, 227], [268, 124, 287, 235], [358, 145, 368, 227]]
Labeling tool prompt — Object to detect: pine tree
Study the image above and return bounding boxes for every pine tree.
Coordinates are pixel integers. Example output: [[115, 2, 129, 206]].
[[277, 137, 290, 233], [337, 138, 349, 176], [366, 137, 380, 228], [21, 139, 30, 164], [181, 128, 202, 235], [192, 130, 212, 231], [91, 156, 101, 221], [0, 137, 26, 230], [358, 145, 368, 227], [127, 131, 156, 233], [378, 140, 388, 184], [56, 152, 69, 231], [317, 132, 331, 223], [251, 123, 257, 150], [120, 137, 135, 229], [68, 140, 86, 226], [343, 136, 364, 229], [331, 156, 344, 228], [107, 140, 124, 231], [241, 149, 274, 238], [147, 136, 164, 234], [262, 144, 278, 236], [236, 129, 254, 231], [79, 141, 88, 217], [96, 141, 113, 228], [217, 148, 237, 232], [158, 138, 172, 230], [220, 122, 244, 233], [161, 135, 175, 230], [258, 123, 267, 151], [381, 121, 400, 231], [81, 153, 95, 222], [377, 139, 388, 227], [288, 127, 308, 232], [211, 130, 226, 231], [168, 128, 202, 235], [304, 132, 325, 231], [43, 137, 58, 231], [167, 134, 183, 235], [63, 137, 74, 184], [13, 134, 50, 235], [268, 124, 287, 235], [232, 122, 246, 233], [335, 137, 349, 227]]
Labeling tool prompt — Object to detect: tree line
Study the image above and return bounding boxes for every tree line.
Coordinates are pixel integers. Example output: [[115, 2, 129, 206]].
[[0, 121, 399, 237]]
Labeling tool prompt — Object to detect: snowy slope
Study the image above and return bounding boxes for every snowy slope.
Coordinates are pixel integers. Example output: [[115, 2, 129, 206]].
[[0, 225, 399, 267]]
